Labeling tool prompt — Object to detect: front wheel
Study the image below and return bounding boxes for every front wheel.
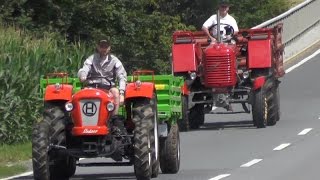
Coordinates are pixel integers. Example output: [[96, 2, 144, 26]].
[[159, 124, 180, 174], [252, 88, 268, 128], [132, 97, 159, 180]]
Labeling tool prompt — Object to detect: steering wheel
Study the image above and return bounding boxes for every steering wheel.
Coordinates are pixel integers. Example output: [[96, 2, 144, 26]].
[[209, 23, 235, 38], [84, 76, 113, 90]]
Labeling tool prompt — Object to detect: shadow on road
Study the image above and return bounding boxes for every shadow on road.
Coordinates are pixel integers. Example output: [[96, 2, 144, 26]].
[[12, 172, 135, 180], [197, 120, 255, 131]]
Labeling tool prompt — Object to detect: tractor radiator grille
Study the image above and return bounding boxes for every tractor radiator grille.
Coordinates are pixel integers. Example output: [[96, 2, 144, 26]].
[[80, 99, 100, 126], [204, 55, 236, 87]]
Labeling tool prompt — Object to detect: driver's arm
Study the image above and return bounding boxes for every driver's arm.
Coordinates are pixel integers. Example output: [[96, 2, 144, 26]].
[[202, 15, 217, 43], [114, 58, 127, 94], [78, 55, 94, 82]]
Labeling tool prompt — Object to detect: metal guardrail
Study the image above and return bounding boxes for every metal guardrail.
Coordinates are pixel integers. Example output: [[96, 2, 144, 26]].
[[253, 0, 320, 60]]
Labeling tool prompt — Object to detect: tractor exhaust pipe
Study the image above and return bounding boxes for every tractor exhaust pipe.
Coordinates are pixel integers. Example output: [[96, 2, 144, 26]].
[[217, 9, 221, 43]]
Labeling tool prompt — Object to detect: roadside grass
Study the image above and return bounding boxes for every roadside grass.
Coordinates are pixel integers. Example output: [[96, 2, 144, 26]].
[[0, 142, 32, 178], [287, 0, 305, 7], [0, 165, 28, 178]]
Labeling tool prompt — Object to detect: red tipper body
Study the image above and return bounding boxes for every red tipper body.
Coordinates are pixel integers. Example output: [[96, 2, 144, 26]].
[[248, 39, 272, 68], [71, 88, 114, 136]]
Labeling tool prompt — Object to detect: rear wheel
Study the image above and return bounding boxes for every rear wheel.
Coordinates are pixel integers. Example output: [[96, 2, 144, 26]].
[[132, 97, 159, 180], [159, 124, 180, 174]]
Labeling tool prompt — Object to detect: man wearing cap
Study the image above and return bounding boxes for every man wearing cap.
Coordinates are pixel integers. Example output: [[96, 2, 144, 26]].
[[202, 0, 239, 43], [78, 39, 127, 115]]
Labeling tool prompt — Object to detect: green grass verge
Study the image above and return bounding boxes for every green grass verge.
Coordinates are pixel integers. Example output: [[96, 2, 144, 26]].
[[0, 165, 28, 178], [0, 142, 31, 178], [0, 142, 32, 163]]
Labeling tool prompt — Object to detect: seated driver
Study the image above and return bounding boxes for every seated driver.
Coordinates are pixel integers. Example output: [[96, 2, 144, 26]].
[[78, 39, 127, 116], [202, 0, 239, 43]]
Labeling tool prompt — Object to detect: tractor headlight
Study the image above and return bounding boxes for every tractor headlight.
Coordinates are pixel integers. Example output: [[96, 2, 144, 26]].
[[65, 102, 74, 112], [135, 80, 142, 88], [243, 71, 250, 79], [55, 83, 61, 91], [107, 102, 115, 111], [190, 72, 197, 80]]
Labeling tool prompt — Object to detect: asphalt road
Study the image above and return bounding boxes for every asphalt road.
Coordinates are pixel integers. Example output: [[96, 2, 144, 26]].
[[13, 52, 320, 180]]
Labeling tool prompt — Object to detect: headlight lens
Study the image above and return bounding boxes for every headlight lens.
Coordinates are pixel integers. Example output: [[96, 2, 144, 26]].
[[190, 72, 197, 80], [65, 102, 73, 112], [55, 83, 61, 91], [135, 80, 142, 88], [107, 102, 115, 111], [243, 71, 250, 79]]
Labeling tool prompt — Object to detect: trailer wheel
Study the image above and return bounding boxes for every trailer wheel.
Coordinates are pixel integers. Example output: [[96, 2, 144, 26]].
[[160, 124, 180, 174], [133, 98, 159, 180], [274, 84, 280, 122], [178, 95, 190, 131], [32, 106, 76, 180], [252, 88, 268, 128]]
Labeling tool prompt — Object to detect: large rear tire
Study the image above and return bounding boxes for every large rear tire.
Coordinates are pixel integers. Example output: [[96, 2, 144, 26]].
[[32, 106, 76, 180], [159, 124, 180, 174], [132, 98, 159, 180]]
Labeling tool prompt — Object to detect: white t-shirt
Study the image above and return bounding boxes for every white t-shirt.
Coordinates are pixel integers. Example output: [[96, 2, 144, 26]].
[[203, 14, 238, 36]]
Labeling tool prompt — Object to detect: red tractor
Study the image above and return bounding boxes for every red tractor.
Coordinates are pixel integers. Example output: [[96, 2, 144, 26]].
[[173, 21, 285, 131], [32, 71, 180, 180]]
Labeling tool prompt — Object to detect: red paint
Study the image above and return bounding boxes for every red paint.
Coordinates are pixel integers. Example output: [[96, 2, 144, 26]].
[[248, 39, 272, 68], [203, 44, 237, 88], [71, 88, 114, 136], [172, 44, 198, 73], [44, 84, 73, 101], [181, 82, 190, 95], [125, 82, 155, 99], [253, 76, 266, 90]]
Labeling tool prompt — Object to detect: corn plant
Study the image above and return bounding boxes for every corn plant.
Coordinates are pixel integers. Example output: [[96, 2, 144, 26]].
[[0, 26, 91, 144]]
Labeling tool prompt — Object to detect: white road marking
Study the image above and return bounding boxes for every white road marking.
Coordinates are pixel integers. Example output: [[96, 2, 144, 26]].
[[298, 128, 313, 135], [273, 143, 291, 151], [285, 49, 320, 73], [0, 171, 33, 180], [209, 174, 231, 180], [240, 159, 263, 167]]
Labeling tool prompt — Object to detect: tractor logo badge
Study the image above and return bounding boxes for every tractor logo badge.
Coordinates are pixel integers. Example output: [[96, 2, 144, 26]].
[[82, 102, 97, 117]]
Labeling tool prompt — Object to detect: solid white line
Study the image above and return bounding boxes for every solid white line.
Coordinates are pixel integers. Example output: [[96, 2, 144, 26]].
[[1, 171, 33, 180], [209, 174, 231, 180], [273, 143, 291, 151], [298, 128, 313, 135], [285, 49, 320, 73], [240, 159, 263, 167]]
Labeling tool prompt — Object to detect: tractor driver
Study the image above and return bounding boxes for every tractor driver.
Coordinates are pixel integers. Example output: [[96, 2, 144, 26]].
[[78, 39, 127, 116], [202, 0, 239, 43]]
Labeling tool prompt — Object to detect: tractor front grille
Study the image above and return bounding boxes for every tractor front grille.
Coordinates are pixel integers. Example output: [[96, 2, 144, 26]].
[[204, 54, 236, 87], [80, 99, 100, 126]]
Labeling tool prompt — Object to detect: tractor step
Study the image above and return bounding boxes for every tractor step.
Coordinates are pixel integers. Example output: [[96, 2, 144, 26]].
[[77, 162, 132, 167]]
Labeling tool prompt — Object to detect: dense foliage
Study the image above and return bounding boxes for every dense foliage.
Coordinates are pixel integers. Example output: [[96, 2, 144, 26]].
[[0, 0, 293, 144]]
